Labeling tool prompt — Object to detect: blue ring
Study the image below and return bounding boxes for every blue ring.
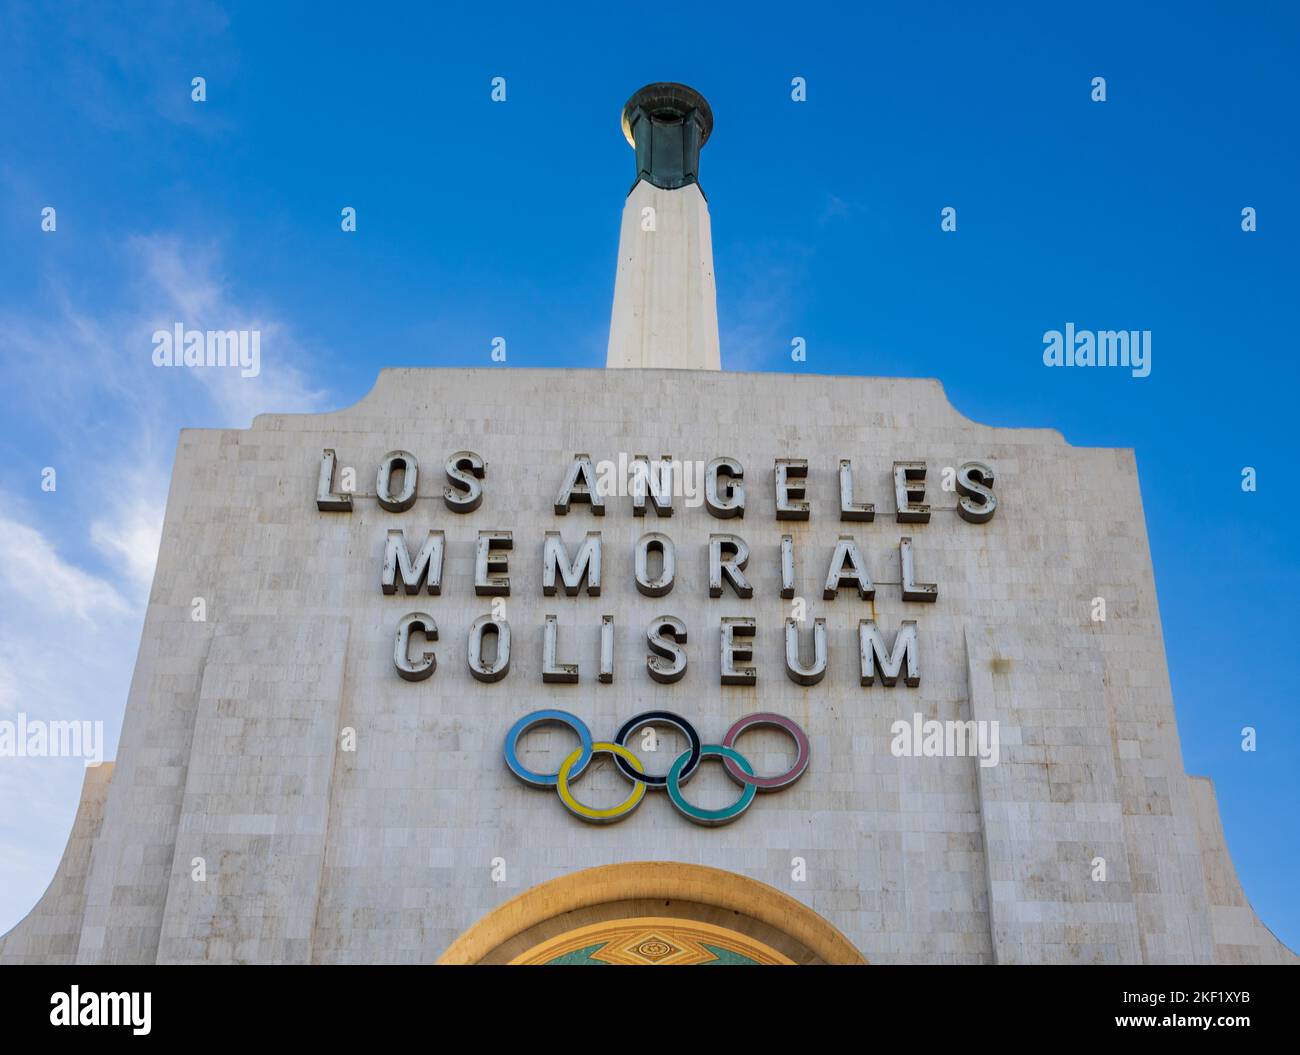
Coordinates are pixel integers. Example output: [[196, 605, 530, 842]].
[[504, 710, 592, 788]]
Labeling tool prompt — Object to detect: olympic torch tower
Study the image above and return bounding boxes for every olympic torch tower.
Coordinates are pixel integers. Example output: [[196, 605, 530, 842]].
[[607, 83, 721, 371]]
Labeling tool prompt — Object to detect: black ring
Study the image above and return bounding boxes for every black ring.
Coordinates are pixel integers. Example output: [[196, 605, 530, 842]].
[[613, 710, 701, 788]]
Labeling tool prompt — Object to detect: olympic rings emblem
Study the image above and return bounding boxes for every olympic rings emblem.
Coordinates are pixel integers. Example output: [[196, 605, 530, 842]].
[[503, 709, 810, 826]]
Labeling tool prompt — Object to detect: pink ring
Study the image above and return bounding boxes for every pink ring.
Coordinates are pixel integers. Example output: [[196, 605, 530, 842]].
[[721, 712, 810, 791]]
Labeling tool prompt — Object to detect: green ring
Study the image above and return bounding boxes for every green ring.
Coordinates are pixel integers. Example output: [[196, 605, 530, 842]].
[[666, 744, 757, 826]]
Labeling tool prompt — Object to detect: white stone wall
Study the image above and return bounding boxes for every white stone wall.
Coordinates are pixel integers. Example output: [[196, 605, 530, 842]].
[[2, 367, 1293, 964]]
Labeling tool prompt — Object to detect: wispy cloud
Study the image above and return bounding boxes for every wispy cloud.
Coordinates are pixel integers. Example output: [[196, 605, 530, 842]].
[[818, 193, 864, 226], [131, 235, 328, 424], [718, 239, 814, 372], [0, 516, 129, 641]]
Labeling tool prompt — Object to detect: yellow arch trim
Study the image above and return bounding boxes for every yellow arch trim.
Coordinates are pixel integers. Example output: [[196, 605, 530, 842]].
[[438, 860, 867, 965]]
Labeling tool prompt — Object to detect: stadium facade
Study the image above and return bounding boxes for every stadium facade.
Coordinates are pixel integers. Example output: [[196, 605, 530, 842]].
[[2, 84, 1292, 965]]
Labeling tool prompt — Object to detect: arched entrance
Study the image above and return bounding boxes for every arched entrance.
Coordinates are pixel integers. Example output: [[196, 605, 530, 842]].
[[438, 861, 867, 965]]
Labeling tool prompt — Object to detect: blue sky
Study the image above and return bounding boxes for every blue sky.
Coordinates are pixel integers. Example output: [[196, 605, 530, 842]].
[[1, 1, 1297, 947]]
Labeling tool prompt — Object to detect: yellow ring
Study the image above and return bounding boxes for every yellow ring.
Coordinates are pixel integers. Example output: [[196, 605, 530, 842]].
[[556, 741, 646, 823]]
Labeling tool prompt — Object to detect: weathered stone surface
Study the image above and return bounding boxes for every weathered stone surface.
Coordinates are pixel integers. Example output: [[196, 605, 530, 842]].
[[2, 367, 1292, 964]]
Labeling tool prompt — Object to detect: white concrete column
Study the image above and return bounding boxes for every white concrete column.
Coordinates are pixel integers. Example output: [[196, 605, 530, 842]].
[[606, 180, 721, 370]]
